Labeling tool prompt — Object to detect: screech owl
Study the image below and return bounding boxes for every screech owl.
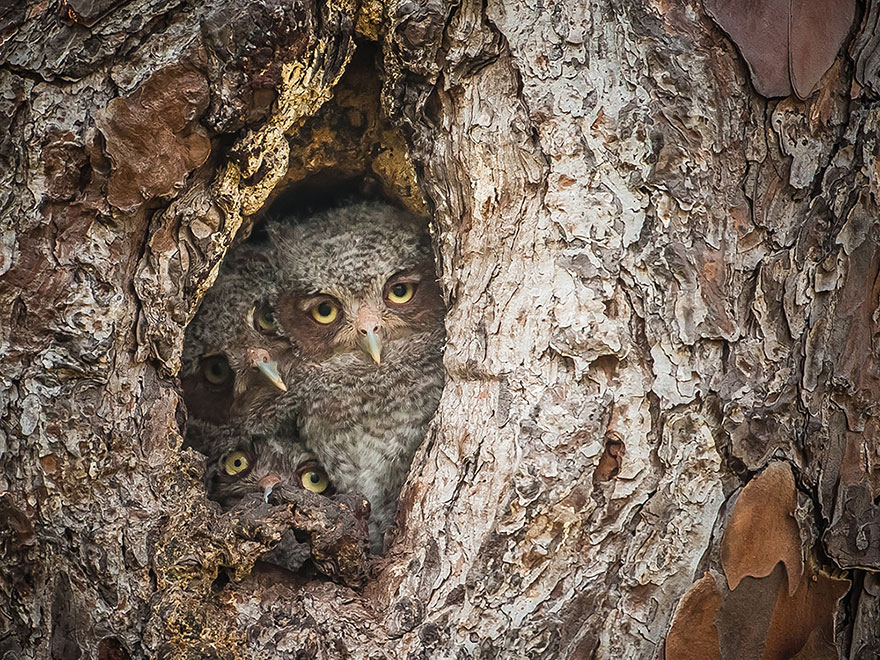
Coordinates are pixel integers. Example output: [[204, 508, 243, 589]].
[[203, 425, 333, 508], [203, 426, 343, 575], [181, 244, 290, 451], [268, 201, 446, 551]]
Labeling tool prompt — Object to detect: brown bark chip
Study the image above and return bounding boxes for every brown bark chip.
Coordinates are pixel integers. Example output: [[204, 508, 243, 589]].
[[703, 0, 791, 97], [788, 0, 856, 100], [665, 573, 722, 660], [761, 564, 850, 660], [592, 431, 625, 483], [717, 565, 787, 660], [721, 462, 803, 596], [704, 0, 855, 98], [96, 65, 211, 212]]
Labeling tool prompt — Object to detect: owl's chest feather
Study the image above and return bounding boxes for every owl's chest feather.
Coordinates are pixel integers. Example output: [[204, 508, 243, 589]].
[[301, 366, 442, 453], [298, 348, 443, 474], [293, 329, 444, 550]]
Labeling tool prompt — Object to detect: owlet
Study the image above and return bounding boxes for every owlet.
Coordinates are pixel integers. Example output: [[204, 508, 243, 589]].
[[268, 201, 445, 551], [181, 244, 289, 452]]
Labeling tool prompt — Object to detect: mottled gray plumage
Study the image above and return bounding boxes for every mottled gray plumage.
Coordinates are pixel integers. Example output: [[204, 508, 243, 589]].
[[181, 245, 290, 452], [203, 424, 331, 507], [203, 426, 334, 573], [268, 202, 445, 551]]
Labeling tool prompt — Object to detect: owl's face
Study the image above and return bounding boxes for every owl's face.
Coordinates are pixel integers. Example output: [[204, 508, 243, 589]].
[[275, 260, 443, 366], [270, 203, 445, 370], [181, 251, 289, 429], [204, 432, 334, 508]]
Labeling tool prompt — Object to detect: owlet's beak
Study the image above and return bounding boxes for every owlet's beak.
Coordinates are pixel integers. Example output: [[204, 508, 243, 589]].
[[358, 329, 383, 366], [259, 474, 281, 502], [355, 307, 383, 366], [257, 361, 287, 391], [247, 348, 287, 391]]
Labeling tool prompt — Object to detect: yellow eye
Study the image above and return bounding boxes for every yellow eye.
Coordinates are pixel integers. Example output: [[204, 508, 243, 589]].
[[387, 282, 415, 304], [202, 356, 233, 386], [301, 468, 329, 493], [223, 451, 250, 476], [255, 304, 278, 333], [311, 300, 339, 324]]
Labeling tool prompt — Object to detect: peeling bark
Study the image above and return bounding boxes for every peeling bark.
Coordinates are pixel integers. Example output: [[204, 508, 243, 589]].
[[2, 0, 880, 657]]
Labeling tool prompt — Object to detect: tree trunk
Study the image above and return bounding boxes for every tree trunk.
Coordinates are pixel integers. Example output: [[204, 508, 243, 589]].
[[1, 0, 879, 658]]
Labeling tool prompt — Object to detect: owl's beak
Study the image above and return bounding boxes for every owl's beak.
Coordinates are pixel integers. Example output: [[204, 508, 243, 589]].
[[256, 360, 287, 391], [247, 348, 287, 391], [358, 329, 383, 365], [356, 307, 383, 365], [259, 474, 281, 502]]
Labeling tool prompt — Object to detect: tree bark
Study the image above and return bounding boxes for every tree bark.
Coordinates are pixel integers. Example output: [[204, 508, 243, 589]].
[[2, 0, 879, 658]]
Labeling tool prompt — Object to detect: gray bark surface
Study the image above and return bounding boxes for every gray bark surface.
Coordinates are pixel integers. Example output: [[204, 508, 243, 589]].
[[1, 0, 879, 657]]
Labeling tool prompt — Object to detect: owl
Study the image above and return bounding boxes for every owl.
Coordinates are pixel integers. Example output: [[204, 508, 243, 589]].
[[203, 425, 333, 508], [181, 244, 290, 451], [203, 427, 343, 575], [268, 201, 445, 551]]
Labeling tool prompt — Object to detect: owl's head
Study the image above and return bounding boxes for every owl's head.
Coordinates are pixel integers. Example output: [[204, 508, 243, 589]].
[[204, 430, 333, 508], [181, 247, 289, 428], [269, 202, 445, 370]]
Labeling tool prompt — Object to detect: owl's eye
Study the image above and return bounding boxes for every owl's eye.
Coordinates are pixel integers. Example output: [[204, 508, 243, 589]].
[[202, 356, 233, 386], [387, 282, 415, 304], [254, 303, 279, 333], [222, 450, 251, 476], [311, 300, 339, 324], [300, 467, 330, 493]]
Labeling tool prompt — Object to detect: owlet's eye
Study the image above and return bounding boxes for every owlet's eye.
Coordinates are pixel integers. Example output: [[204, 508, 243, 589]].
[[387, 282, 415, 304], [300, 467, 330, 493], [311, 300, 339, 324], [223, 451, 250, 476], [254, 303, 279, 333], [201, 356, 233, 386]]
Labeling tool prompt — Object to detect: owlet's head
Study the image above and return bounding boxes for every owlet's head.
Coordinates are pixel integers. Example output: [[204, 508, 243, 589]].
[[181, 246, 289, 434], [204, 430, 333, 508], [268, 202, 445, 370]]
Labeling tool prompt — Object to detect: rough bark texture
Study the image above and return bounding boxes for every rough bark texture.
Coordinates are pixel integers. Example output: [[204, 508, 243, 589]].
[[2, 0, 880, 658]]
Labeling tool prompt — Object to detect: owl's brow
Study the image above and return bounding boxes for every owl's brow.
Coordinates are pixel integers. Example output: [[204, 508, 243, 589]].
[[386, 268, 424, 283], [296, 293, 342, 311]]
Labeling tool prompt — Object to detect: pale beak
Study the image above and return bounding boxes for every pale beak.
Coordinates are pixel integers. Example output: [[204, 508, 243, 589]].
[[259, 474, 281, 502], [256, 360, 287, 391], [356, 306, 383, 365], [247, 348, 288, 391], [358, 329, 382, 366]]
